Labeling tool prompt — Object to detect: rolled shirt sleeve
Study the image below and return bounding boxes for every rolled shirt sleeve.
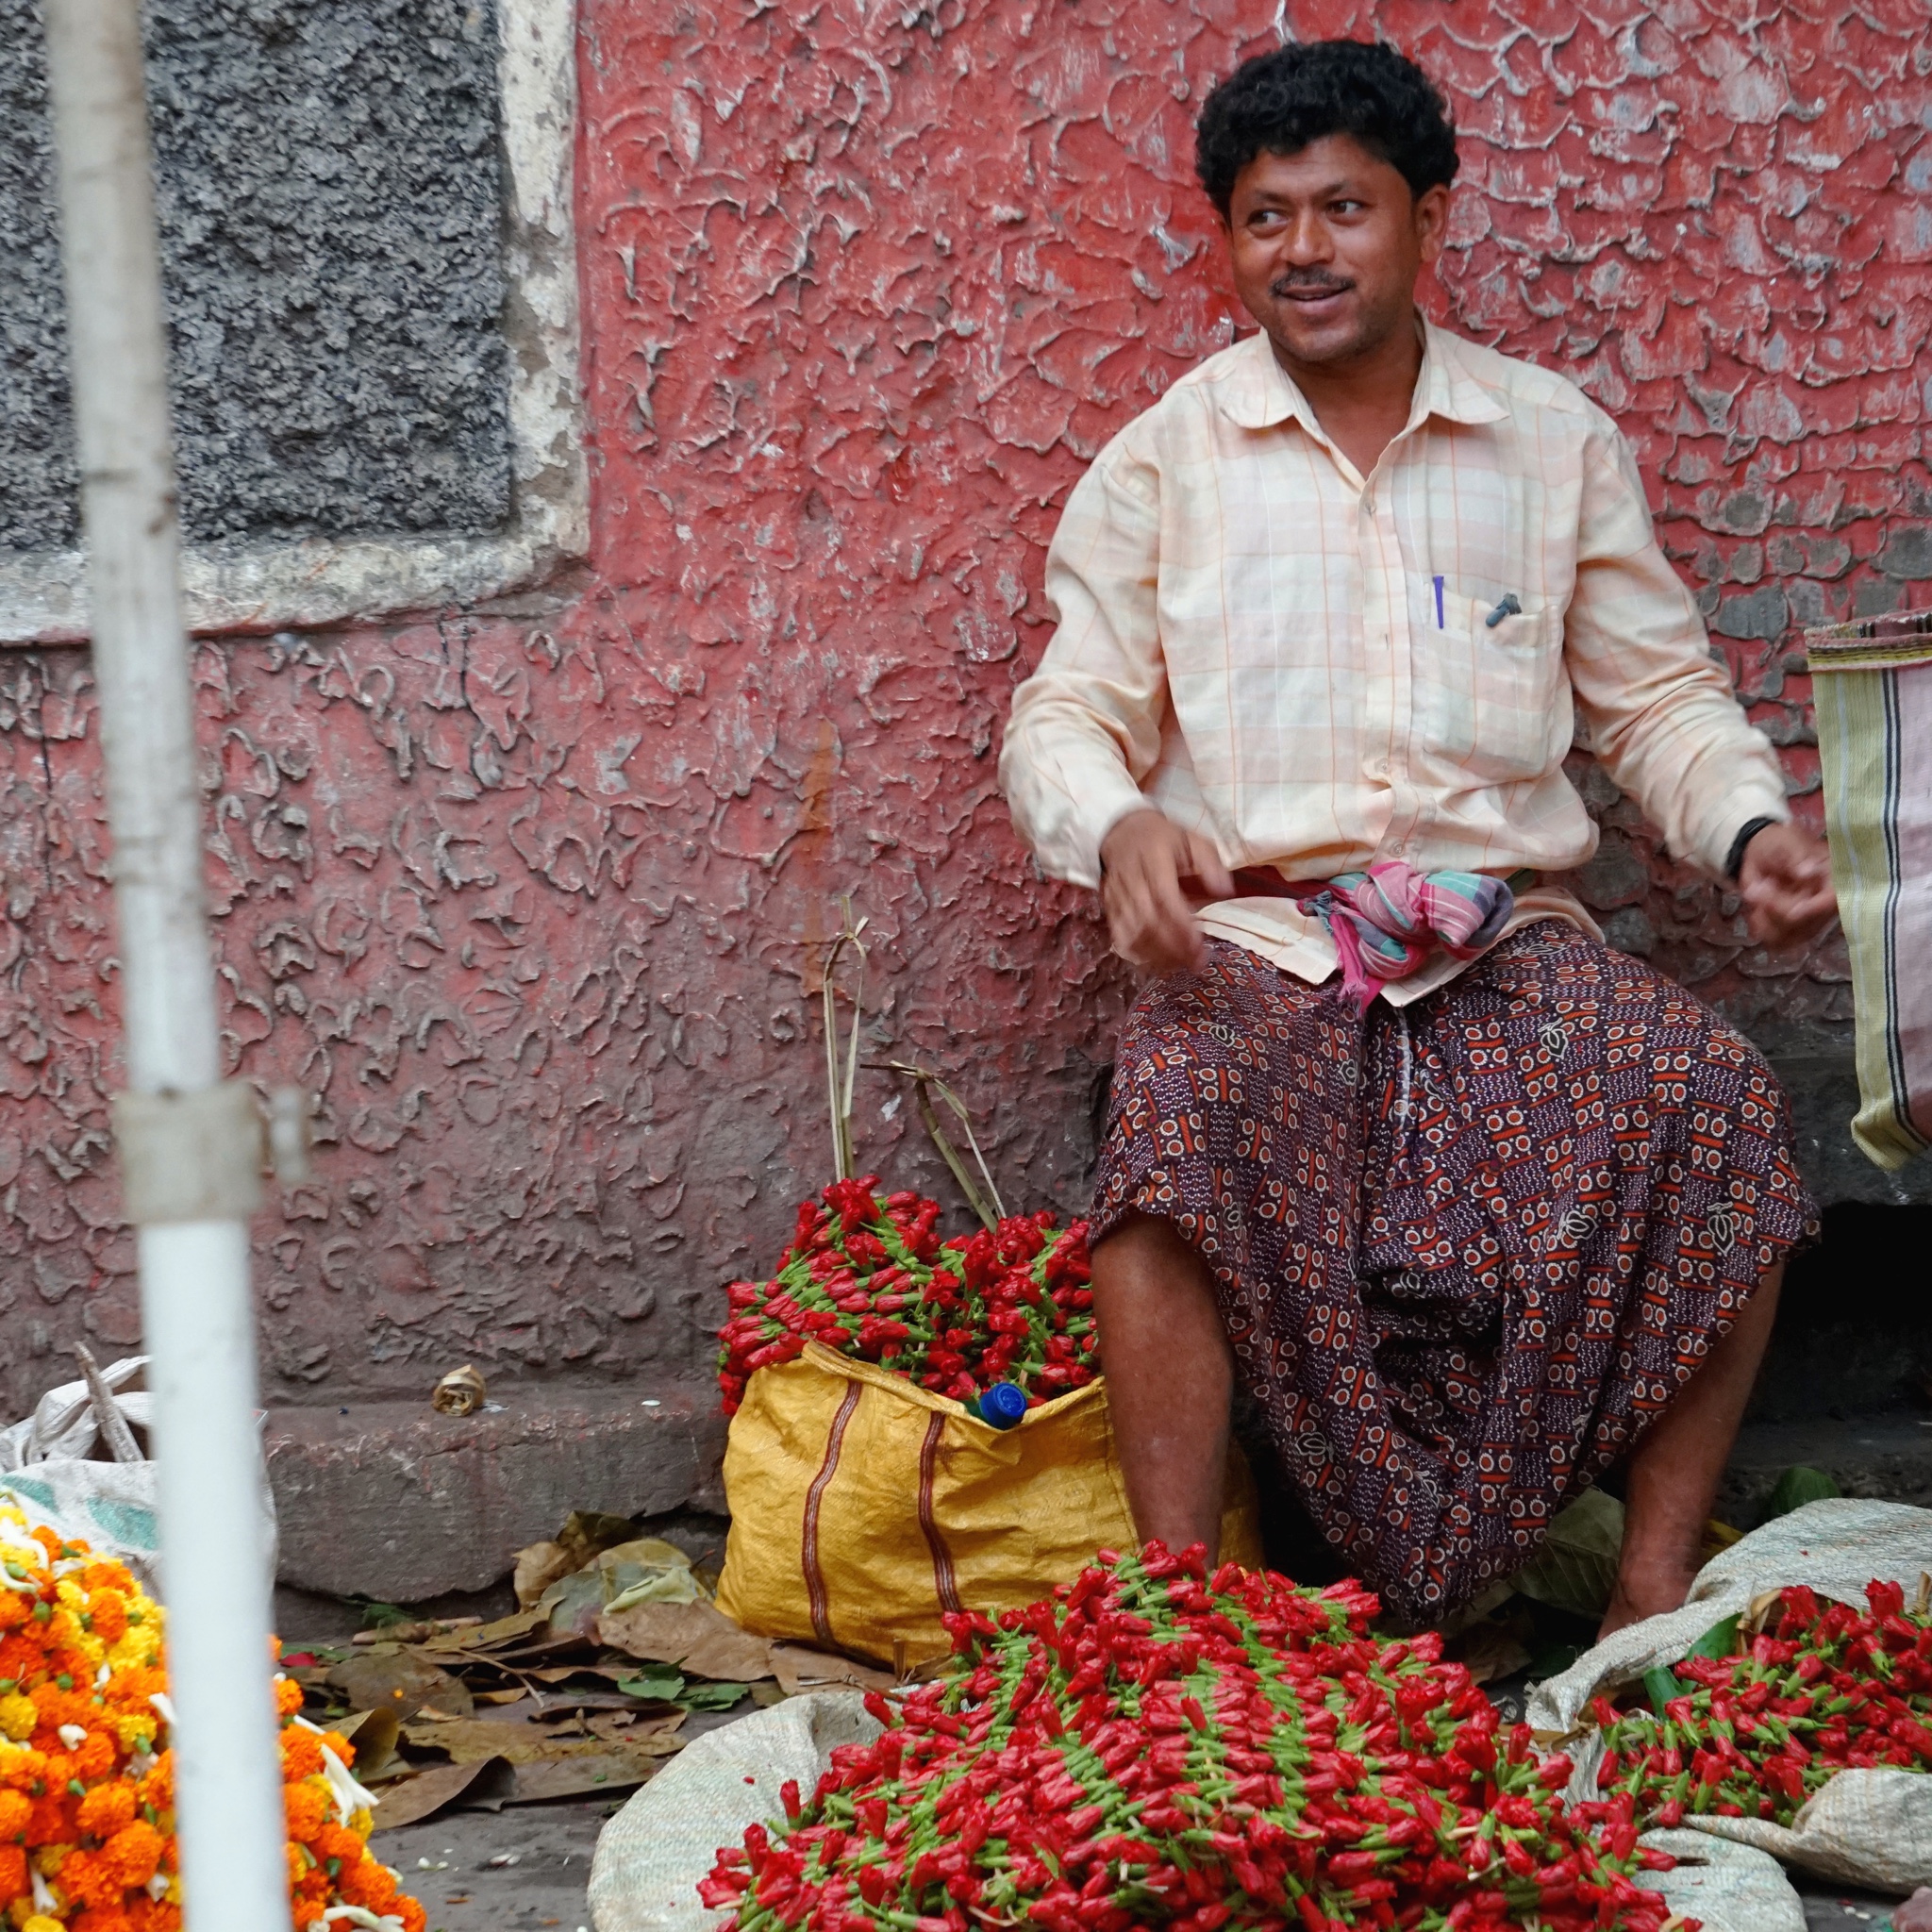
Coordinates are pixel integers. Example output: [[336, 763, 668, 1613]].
[[1563, 418, 1790, 875], [999, 433, 1168, 889]]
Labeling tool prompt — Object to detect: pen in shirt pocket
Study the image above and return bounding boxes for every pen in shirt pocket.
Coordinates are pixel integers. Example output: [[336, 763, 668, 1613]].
[[1432, 574, 1444, 629]]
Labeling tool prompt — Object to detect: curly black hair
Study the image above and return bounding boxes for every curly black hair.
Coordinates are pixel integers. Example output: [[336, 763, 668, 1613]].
[[1194, 41, 1458, 218]]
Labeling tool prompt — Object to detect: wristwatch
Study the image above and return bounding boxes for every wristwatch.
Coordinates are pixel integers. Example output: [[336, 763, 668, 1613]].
[[1724, 816, 1777, 881]]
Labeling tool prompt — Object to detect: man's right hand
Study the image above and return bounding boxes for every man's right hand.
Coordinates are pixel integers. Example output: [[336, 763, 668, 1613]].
[[1099, 808, 1235, 974]]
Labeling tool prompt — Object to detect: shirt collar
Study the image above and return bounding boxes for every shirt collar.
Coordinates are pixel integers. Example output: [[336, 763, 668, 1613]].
[[1216, 317, 1510, 434]]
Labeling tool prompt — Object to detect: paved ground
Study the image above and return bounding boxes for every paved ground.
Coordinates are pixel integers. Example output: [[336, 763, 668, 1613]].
[[378, 1797, 614, 1932], [371, 1747, 1915, 1932]]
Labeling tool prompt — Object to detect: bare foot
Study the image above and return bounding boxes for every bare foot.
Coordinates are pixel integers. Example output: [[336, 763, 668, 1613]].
[[1598, 1558, 1698, 1641], [1893, 1886, 1932, 1932]]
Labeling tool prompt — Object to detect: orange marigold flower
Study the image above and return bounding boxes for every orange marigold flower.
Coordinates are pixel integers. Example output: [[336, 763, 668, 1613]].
[[273, 1678, 304, 1720], [395, 1897, 427, 1932], [76, 1783, 138, 1840], [59, 1846, 120, 1909], [0, 1596, 26, 1635], [0, 1789, 28, 1840], [337, 1856, 400, 1910], [282, 1781, 328, 1842], [101, 1820, 163, 1890], [318, 1730, 353, 1769], [127, 1900, 182, 1932], [28, 1529, 61, 1563], [311, 1822, 363, 1866], [29, 1790, 78, 1841], [279, 1731, 323, 1781], [285, 1840, 308, 1890], [84, 1594, 127, 1648], [74, 1733, 117, 1781], [0, 1843, 23, 1894], [73, 1908, 136, 1932], [137, 1750, 173, 1811]]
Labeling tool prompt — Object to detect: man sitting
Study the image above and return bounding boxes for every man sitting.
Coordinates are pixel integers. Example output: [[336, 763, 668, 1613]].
[[999, 40, 1836, 1633]]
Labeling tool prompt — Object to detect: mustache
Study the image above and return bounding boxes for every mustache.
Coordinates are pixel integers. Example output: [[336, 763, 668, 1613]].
[[1270, 271, 1353, 297]]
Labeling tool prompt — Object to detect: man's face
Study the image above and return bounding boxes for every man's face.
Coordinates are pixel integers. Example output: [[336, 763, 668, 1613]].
[[1224, 135, 1449, 372]]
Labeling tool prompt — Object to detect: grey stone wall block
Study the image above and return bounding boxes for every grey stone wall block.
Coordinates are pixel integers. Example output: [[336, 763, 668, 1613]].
[[265, 1383, 729, 1603]]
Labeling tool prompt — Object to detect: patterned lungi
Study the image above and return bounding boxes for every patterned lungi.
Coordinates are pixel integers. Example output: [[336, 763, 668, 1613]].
[[1091, 921, 1816, 1624]]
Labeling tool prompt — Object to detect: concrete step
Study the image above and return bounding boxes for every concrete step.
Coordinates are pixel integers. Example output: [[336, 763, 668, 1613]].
[[264, 1381, 724, 1604]]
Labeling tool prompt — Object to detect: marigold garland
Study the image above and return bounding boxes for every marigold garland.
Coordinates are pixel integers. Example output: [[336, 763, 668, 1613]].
[[0, 1501, 424, 1932]]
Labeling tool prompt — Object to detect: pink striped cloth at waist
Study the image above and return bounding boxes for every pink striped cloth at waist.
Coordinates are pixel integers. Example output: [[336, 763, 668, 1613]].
[[1226, 861, 1523, 1011]]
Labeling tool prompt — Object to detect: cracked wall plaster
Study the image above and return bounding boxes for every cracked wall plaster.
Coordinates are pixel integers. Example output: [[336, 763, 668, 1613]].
[[0, 0, 1925, 1413]]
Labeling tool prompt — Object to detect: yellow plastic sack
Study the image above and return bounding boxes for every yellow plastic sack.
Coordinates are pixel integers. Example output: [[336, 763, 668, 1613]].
[[715, 1341, 1263, 1667]]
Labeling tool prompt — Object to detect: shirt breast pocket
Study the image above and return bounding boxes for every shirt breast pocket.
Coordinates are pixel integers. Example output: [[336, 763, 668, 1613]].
[[1413, 591, 1568, 783]]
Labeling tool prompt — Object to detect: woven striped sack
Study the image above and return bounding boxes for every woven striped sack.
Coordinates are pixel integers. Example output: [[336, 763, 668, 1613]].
[[713, 1343, 1262, 1669], [1808, 608, 1932, 1170]]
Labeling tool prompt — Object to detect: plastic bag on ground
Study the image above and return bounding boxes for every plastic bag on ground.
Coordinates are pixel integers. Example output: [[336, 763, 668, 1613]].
[[1529, 1496, 1932, 1894], [589, 1692, 877, 1932]]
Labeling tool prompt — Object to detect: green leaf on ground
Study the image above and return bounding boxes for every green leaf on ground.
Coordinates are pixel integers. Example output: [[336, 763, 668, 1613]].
[[676, 1680, 749, 1712], [1513, 1489, 1625, 1622], [1762, 1465, 1840, 1524], [614, 1671, 685, 1703]]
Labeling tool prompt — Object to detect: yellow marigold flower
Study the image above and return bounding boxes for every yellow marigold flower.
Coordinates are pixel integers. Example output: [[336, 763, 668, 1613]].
[[75, 1635, 105, 1669], [31, 1844, 70, 1874], [52, 1582, 82, 1612], [0, 1701, 32, 1746], [111, 1714, 157, 1752], [108, 1627, 159, 1672], [22, 1917, 60, 1932]]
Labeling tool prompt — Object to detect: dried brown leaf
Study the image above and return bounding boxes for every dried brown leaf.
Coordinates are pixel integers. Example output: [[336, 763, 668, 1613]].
[[401, 1717, 684, 1768], [368, 1755, 516, 1832], [512, 1540, 575, 1609], [327, 1651, 475, 1722], [769, 1644, 896, 1696], [596, 1598, 774, 1683]]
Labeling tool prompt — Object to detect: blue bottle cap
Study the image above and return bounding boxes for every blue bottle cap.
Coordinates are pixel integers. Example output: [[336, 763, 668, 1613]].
[[980, 1382, 1028, 1427]]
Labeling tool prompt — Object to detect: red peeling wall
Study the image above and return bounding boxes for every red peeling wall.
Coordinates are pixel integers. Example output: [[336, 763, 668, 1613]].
[[1, 0, 1929, 1412]]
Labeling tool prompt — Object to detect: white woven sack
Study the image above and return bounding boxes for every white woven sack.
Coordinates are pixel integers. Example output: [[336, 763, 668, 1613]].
[[590, 1692, 879, 1932], [1529, 1497, 1932, 1893], [0, 1356, 162, 1591], [1634, 1828, 1806, 1932], [0, 1357, 274, 1598]]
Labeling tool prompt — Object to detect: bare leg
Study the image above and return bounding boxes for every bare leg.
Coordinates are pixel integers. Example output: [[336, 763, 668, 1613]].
[[1599, 1265, 1783, 1638], [1091, 1212, 1234, 1563]]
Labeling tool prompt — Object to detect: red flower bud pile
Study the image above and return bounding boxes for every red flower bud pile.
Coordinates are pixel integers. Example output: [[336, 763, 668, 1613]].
[[716, 1177, 1096, 1416], [700, 1545, 1684, 1932], [1596, 1578, 1932, 1828]]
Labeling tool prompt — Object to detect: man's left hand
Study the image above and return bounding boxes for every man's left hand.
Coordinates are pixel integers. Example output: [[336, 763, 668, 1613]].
[[1738, 821, 1837, 950]]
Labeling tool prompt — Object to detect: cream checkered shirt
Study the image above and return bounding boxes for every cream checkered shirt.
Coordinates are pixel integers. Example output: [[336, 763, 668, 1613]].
[[1000, 321, 1790, 1002]]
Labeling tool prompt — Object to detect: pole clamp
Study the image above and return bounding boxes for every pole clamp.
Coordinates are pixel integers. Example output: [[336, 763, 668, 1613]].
[[112, 1082, 266, 1224]]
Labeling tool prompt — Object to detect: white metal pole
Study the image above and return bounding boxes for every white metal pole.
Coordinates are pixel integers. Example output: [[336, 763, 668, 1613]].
[[40, 2, 291, 1928]]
